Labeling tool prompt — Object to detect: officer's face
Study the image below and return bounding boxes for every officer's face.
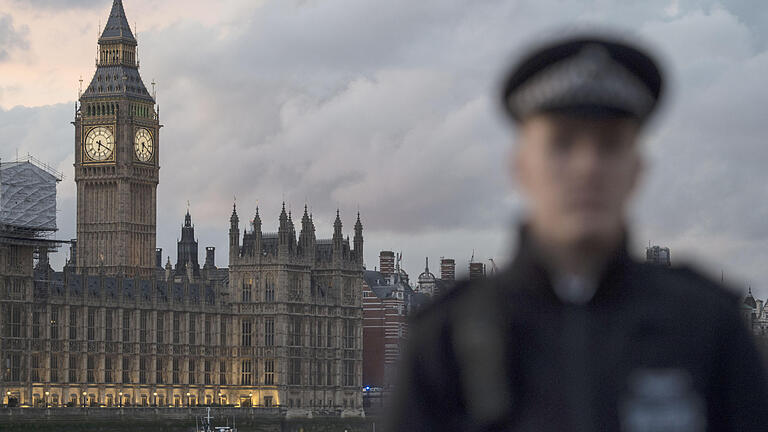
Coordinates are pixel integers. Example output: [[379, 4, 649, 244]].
[[513, 113, 642, 245]]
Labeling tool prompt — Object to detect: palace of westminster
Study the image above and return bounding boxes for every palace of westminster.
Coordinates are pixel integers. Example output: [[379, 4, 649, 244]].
[[0, 0, 364, 411]]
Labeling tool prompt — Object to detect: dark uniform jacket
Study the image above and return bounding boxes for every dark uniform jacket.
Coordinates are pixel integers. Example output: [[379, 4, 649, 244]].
[[387, 227, 768, 431]]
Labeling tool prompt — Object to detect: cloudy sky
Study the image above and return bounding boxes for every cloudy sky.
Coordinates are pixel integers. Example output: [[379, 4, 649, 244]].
[[1, 0, 766, 296]]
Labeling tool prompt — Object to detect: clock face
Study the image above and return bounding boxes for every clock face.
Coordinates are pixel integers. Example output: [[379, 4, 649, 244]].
[[134, 128, 154, 162], [84, 127, 115, 161]]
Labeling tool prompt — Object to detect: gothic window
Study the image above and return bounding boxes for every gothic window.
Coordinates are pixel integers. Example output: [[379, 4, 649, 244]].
[[122, 312, 130, 342], [105, 357, 113, 383], [6, 303, 22, 337], [242, 278, 252, 303], [122, 357, 130, 383], [69, 308, 78, 340], [68, 355, 77, 382], [31, 354, 41, 382], [139, 357, 148, 384], [220, 317, 227, 346], [87, 355, 95, 382], [219, 361, 227, 385], [50, 306, 59, 340], [326, 362, 333, 386], [50, 355, 59, 383], [327, 321, 333, 348], [188, 359, 196, 385], [314, 360, 322, 386], [288, 273, 301, 301], [264, 318, 274, 346], [140, 311, 148, 343], [241, 320, 252, 347], [156, 358, 164, 384], [240, 360, 252, 385], [156, 314, 164, 344], [32, 310, 41, 339], [188, 315, 196, 345], [289, 316, 302, 347], [309, 319, 316, 347], [105, 310, 113, 342], [204, 360, 212, 385], [264, 359, 274, 385], [265, 276, 275, 302], [173, 312, 180, 344], [288, 358, 301, 385], [87, 308, 96, 341], [172, 358, 180, 385], [343, 320, 355, 349], [205, 317, 212, 346], [343, 278, 354, 304]]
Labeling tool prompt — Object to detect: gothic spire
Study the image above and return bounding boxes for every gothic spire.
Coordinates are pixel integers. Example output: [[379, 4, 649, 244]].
[[253, 206, 261, 229], [279, 202, 289, 229], [302, 204, 311, 225], [100, 0, 136, 43], [230, 200, 239, 225], [354, 211, 363, 234]]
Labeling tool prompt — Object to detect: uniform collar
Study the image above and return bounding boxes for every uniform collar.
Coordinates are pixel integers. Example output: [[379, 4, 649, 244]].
[[505, 223, 633, 305]]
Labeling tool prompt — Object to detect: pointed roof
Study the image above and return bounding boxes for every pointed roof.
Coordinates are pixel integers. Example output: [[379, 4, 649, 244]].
[[230, 201, 239, 224], [744, 286, 757, 309], [253, 206, 261, 226], [100, 0, 136, 43]]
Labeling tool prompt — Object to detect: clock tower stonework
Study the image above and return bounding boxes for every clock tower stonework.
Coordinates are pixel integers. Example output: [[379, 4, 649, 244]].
[[74, 0, 159, 278]]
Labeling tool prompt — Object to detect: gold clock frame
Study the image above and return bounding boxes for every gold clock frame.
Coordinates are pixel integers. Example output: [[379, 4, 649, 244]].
[[82, 125, 116, 164], [133, 127, 155, 164]]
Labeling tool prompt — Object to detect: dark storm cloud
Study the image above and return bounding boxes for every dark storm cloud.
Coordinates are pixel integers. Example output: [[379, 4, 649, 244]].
[[0, 14, 29, 62]]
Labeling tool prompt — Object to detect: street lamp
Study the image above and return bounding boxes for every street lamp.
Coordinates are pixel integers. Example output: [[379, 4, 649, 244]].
[[6, 391, 10, 407], [118, 392, 123, 408], [82, 392, 87, 408], [45, 391, 50, 408], [186, 392, 190, 407], [153, 392, 157, 407]]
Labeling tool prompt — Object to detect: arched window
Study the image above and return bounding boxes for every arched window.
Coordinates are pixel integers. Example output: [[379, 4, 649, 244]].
[[242, 278, 252, 303], [265, 276, 275, 302]]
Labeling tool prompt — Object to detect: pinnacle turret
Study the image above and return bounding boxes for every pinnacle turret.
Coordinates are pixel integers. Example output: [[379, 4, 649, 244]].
[[230, 201, 239, 226], [252, 206, 262, 231]]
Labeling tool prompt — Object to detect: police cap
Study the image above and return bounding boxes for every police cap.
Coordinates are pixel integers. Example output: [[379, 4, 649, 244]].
[[502, 34, 664, 124]]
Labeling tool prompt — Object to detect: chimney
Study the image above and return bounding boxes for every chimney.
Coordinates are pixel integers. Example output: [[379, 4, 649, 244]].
[[205, 247, 216, 269], [440, 257, 455, 281], [379, 251, 395, 274], [469, 262, 485, 281]]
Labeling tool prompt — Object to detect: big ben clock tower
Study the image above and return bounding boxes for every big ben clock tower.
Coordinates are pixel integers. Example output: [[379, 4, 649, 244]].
[[75, 0, 159, 278]]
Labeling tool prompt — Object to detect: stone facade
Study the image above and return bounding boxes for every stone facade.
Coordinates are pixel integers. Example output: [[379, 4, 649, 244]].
[[0, 0, 364, 414], [228, 204, 365, 410], [1, 206, 364, 410], [74, 0, 159, 279]]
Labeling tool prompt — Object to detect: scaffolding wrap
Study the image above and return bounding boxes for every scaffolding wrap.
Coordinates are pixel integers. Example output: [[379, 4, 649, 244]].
[[0, 158, 62, 232]]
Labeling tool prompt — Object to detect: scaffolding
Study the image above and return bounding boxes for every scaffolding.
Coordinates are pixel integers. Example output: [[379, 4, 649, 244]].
[[0, 155, 66, 251], [0, 155, 62, 232]]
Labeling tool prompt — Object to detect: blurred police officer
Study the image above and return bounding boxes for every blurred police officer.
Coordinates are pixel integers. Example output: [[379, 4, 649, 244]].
[[387, 34, 768, 432]]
